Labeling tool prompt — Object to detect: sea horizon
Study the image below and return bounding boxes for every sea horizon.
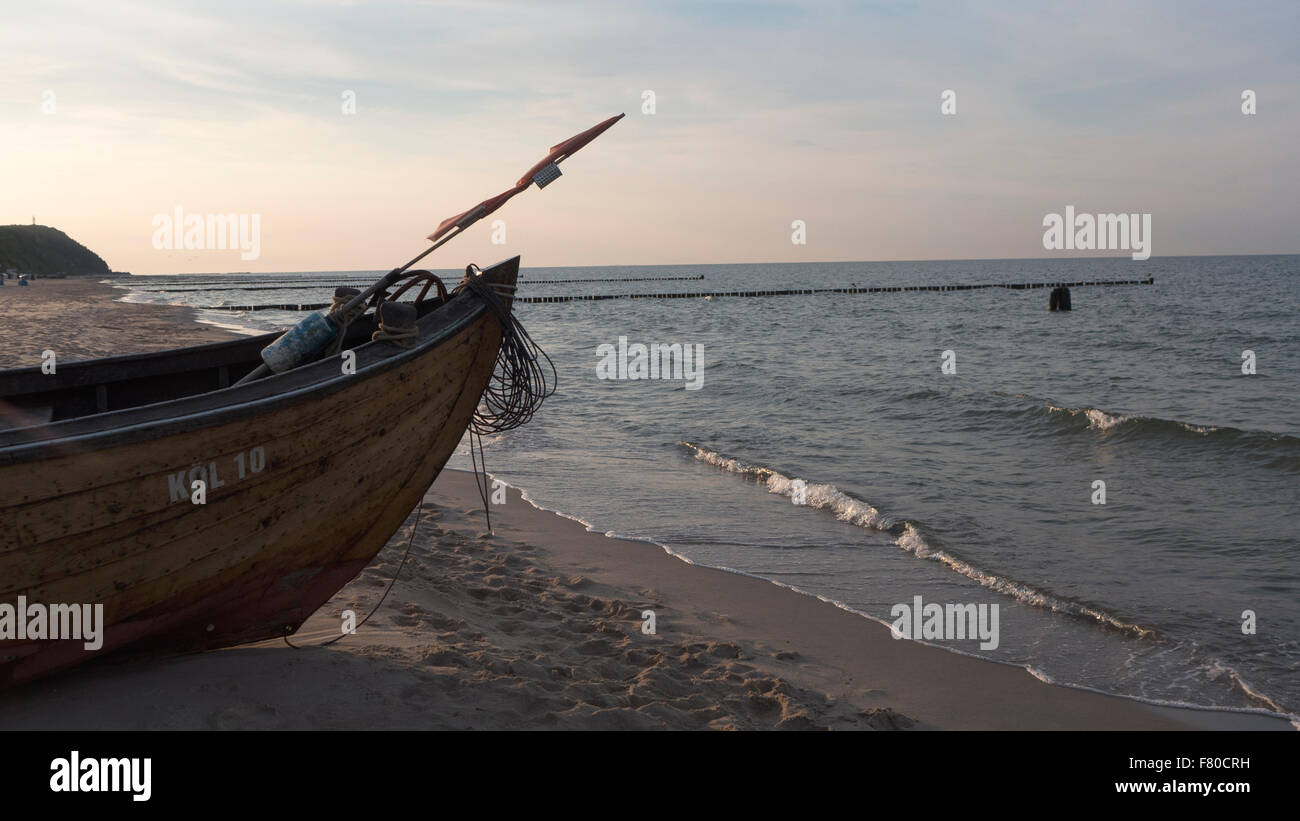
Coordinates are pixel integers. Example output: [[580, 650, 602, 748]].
[[107, 251, 1300, 278]]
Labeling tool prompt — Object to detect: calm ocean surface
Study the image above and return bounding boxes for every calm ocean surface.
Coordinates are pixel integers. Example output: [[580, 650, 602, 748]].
[[118, 254, 1299, 721]]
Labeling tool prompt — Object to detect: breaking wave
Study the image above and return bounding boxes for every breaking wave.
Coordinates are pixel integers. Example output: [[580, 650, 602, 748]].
[[679, 440, 1156, 638], [1042, 402, 1297, 442], [1014, 403, 1300, 470], [1044, 403, 1219, 434]]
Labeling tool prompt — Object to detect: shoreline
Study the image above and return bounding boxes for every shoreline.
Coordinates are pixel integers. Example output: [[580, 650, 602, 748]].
[[438, 471, 1292, 730], [0, 278, 240, 369], [501, 476, 1299, 730], [0, 280, 1290, 729], [0, 468, 1289, 729]]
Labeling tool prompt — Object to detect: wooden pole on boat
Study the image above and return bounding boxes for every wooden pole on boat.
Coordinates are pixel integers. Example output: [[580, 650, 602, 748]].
[[355, 113, 626, 308], [235, 114, 624, 386]]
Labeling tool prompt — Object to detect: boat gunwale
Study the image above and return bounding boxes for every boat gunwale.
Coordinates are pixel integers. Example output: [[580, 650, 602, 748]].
[[0, 257, 518, 465]]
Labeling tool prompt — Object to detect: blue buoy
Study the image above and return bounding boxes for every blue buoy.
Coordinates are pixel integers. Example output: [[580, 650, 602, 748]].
[[260, 309, 340, 373]]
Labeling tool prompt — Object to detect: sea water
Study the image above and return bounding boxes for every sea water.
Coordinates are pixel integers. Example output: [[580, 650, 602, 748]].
[[117, 254, 1300, 721]]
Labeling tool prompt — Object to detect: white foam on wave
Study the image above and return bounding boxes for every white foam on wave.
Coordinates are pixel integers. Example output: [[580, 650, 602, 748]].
[[115, 290, 175, 306], [190, 312, 273, 337], [1025, 665, 1298, 728], [476, 471, 1005, 663], [687, 443, 893, 531], [481, 473, 705, 569], [681, 440, 1156, 638], [1203, 658, 1295, 719], [113, 280, 281, 336], [1047, 404, 1128, 430], [765, 473, 893, 530], [1047, 404, 1220, 436], [1085, 407, 1128, 430]]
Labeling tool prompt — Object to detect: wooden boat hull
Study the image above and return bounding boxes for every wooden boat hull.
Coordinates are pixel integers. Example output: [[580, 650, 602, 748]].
[[0, 258, 518, 688]]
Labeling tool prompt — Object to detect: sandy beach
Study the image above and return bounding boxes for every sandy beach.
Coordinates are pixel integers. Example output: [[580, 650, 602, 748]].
[[0, 280, 1290, 730], [0, 278, 240, 369]]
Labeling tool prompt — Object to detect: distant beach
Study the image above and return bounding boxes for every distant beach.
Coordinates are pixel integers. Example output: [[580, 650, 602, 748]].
[[0, 277, 1290, 730], [0, 279, 238, 369]]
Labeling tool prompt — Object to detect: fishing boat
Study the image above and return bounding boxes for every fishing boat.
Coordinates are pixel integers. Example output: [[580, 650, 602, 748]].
[[0, 114, 622, 688], [0, 258, 523, 687]]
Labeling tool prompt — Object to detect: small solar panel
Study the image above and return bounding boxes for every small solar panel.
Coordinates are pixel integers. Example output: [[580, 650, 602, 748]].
[[532, 162, 562, 189]]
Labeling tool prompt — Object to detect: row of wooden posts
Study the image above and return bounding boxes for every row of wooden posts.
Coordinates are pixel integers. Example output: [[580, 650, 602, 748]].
[[204, 276, 1153, 311], [518, 274, 704, 284]]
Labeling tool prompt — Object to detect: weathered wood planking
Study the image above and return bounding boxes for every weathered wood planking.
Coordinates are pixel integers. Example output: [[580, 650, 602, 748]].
[[0, 258, 517, 686]]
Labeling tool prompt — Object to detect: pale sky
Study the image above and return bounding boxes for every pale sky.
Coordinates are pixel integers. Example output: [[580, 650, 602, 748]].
[[1, 0, 1296, 274]]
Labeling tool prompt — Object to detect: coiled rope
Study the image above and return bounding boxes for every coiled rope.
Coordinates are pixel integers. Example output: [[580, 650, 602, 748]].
[[370, 321, 419, 349], [329, 291, 368, 325], [454, 264, 557, 533], [455, 265, 556, 435], [325, 288, 367, 357]]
